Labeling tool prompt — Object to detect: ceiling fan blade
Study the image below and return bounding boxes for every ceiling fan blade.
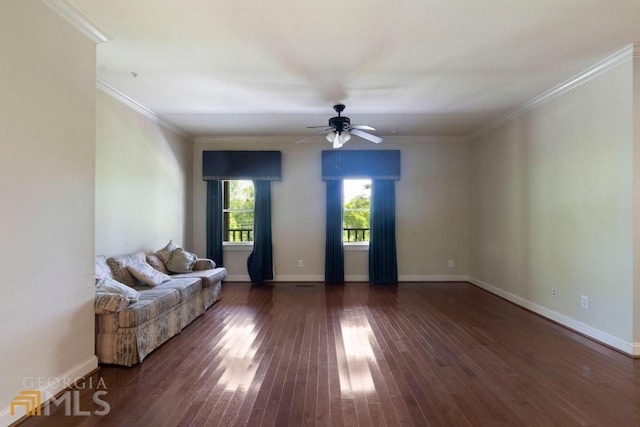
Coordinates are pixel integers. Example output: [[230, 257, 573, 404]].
[[306, 125, 332, 129], [295, 128, 331, 144], [350, 124, 376, 131], [349, 128, 383, 144]]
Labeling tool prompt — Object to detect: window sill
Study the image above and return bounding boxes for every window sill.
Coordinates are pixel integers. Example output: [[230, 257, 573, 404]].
[[344, 242, 369, 251], [223, 242, 253, 252]]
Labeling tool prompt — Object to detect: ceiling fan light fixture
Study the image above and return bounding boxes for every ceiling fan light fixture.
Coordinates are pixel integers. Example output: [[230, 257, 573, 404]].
[[326, 131, 336, 143], [328, 131, 351, 149]]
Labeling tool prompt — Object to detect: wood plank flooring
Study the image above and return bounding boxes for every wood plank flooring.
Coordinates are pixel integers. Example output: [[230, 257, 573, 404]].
[[20, 282, 640, 426]]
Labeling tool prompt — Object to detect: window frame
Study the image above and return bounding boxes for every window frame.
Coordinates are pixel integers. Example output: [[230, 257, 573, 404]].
[[222, 180, 255, 246], [343, 179, 371, 247]]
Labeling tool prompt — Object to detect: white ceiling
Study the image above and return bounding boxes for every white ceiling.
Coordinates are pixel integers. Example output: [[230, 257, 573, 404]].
[[71, 0, 640, 138]]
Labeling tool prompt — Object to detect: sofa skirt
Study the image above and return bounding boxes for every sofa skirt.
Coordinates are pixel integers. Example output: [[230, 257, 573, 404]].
[[96, 282, 223, 366]]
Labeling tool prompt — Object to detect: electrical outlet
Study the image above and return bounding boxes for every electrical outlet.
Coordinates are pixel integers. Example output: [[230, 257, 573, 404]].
[[298, 259, 304, 268], [552, 287, 557, 296], [581, 295, 589, 309], [448, 259, 454, 268]]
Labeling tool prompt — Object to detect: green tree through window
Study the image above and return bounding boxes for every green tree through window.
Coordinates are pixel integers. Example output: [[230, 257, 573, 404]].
[[343, 179, 371, 242], [223, 180, 254, 242]]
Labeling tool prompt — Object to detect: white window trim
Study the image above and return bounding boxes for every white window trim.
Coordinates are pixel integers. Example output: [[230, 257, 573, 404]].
[[344, 242, 369, 251], [223, 242, 254, 251]]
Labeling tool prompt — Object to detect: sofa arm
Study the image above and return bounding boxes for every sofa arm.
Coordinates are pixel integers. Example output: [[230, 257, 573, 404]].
[[95, 293, 129, 314], [194, 258, 216, 271]]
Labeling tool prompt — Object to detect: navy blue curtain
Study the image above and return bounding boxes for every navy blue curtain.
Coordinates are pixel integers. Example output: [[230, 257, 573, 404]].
[[206, 180, 224, 266], [369, 180, 398, 284], [247, 181, 274, 284], [325, 180, 344, 284]]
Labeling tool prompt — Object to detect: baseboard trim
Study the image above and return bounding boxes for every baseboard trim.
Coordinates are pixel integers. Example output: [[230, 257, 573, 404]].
[[467, 276, 636, 356], [399, 275, 469, 282], [633, 342, 640, 358], [224, 274, 470, 283], [0, 355, 98, 427]]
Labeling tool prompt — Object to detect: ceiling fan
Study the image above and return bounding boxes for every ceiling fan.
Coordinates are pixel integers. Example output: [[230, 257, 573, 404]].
[[305, 104, 383, 149]]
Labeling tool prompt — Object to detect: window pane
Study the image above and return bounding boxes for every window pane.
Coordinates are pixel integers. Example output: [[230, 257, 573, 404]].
[[225, 180, 254, 209], [225, 211, 254, 242], [223, 180, 254, 242], [343, 179, 371, 242]]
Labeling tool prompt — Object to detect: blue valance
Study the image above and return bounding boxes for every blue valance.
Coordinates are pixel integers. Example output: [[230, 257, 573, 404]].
[[321, 150, 401, 180], [203, 151, 282, 181]]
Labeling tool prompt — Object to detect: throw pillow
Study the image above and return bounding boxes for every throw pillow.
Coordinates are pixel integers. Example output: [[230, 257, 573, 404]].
[[95, 255, 112, 280], [95, 277, 140, 302], [146, 254, 170, 275], [194, 258, 216, 270], [106, 252, 147, 287], [166, 247, 198, 273], [95, 292, 129, 314], [156, 240, 180, 265], [127, 263, 171, 287]]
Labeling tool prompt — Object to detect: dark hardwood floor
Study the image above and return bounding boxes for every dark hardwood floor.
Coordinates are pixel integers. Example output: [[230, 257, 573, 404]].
[[21, 282, 640, 426]]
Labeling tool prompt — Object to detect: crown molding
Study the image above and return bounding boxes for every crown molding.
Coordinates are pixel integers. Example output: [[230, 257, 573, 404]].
[[384, 135, 469, 144], [194, 135, 468, 144], [194, 136, 295, 144], [42, 0, 111, 43], [96, 78, 191, 139], [471, 43, 639, 139]]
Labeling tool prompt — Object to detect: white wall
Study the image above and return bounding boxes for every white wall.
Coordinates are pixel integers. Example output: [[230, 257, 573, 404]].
[[0, 2, 97, 425], [192, 137, 469, 282], [634, 54, 640, 347], [95, 90, 193, 256], [468, 56, 636, 353]]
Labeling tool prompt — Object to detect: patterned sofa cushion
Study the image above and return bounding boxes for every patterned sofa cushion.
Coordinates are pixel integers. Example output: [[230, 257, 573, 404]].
[[117, 288, 181, 328], [134, 277, 202, 303], [171, 267, 227, 288], [107, 252, 147, 287]]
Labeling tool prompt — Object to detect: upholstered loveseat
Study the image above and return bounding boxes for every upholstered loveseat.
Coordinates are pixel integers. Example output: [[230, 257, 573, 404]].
[[94, 244, 226, 366]]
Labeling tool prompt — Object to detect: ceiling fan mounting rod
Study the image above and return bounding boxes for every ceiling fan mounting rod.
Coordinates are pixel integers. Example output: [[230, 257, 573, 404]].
[[333, 104, 346, 116]]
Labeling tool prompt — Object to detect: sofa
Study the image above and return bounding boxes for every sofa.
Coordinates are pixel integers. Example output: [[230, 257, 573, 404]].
[[94, 244, 227, 366]]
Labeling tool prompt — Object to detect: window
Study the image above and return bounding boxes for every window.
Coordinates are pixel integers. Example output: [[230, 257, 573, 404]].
[[343, 179, 371, 243], [223, 180, 254, 242]]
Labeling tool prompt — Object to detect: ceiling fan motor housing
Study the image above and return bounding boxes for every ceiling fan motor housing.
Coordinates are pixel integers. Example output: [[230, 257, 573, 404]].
[[329, 116, 350, 133]]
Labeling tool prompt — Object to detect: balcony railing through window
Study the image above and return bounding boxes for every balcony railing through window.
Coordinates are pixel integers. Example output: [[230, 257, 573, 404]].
[[344, 228, 369, 242], [228, 229, 253, 242]]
